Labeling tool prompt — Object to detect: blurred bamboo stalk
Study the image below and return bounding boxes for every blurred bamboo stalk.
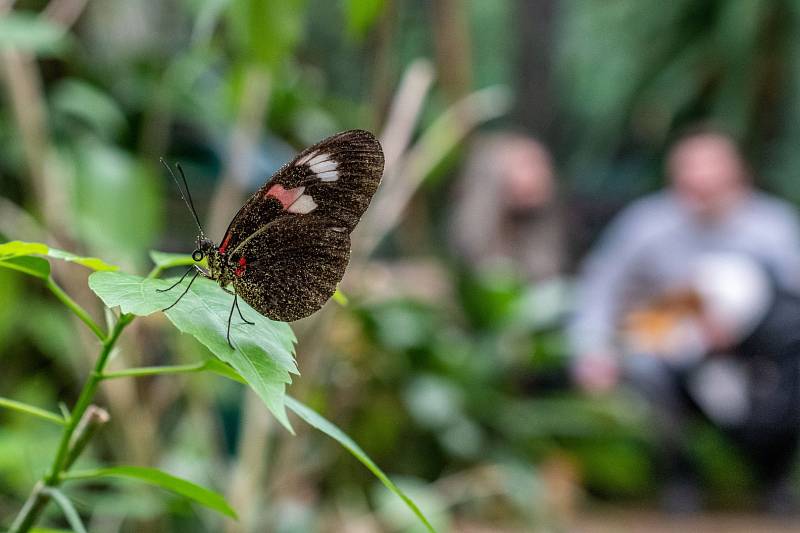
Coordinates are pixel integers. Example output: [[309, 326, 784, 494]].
[[380, 59, 436, 174], [0, 50, 68, 235], [369, 0, 398, 129], [430, 0, 473, 102]]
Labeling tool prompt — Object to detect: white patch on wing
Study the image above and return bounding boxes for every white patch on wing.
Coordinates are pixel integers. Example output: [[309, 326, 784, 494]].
[[317, 170, 339, 182], [306, 152, 331, 167], [287, 194, 318, 214], [295, 150, 317, 166], [309, 159, 337, 173]]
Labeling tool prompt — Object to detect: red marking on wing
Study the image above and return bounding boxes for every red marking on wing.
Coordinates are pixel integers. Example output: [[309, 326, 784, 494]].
[[265, 184, 305, 210], [219, 233, 233, 254], [235, 256, 247, 277]]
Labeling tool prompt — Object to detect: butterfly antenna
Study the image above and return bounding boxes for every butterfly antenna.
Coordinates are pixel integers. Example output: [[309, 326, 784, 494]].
[[160, 158, 205, 236]]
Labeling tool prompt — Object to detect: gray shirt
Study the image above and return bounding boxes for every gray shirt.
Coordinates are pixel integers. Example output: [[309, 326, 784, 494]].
[[569, 190, 800, 357]]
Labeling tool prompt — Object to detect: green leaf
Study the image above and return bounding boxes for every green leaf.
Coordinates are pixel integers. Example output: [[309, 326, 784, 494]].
[[0, 241, 49, 257], [31, 528, 73, 533], [47, 248, 118, 271], [50, 78, 128, 139], [63, 466, 237, 519], [88, 271, 297, 429], [285, 397, 437, 533], [149, 250, 196, 270], [0, 12, 70, 56], [46, 488, 88, 533], [70, 141, 163, 260], [203, 358, 248, 385], [0, 256, 51, 279], [0, 240, 118, 272]]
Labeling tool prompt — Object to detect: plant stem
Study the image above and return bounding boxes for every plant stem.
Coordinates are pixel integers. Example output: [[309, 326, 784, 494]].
[[0, 396, 66, 425], [8, 313, 133, 533], [8, 482, 50, 533], [101, 361, 208, 380], [47, 314, 131, 483], [46, 276, 105, 341], [64, 406, 110, 470]]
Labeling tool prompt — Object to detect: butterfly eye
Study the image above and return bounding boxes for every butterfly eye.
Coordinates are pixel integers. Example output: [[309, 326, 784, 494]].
[[192, 250, 204, 262]]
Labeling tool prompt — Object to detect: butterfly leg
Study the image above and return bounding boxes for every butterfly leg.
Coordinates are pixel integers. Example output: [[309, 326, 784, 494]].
[[162, 270, 200, 311], [233, 294, 255, 325], [156, 265, 195, 293], [222, 287, 255, 325], [225, 291, 255, 349], [226, 296, 236, 349]]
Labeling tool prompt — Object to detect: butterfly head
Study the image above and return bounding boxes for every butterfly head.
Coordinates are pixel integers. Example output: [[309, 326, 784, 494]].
[[194, 236, 228, 283], [193, 237, 216, 262]]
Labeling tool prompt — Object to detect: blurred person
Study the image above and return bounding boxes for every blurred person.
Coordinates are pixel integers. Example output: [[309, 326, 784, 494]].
[[449, 132, 565, 282], [568, 125, 800, 513]]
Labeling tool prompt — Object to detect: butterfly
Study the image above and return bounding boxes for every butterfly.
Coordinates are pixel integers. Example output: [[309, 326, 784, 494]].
[[161, 129, 384, 347]]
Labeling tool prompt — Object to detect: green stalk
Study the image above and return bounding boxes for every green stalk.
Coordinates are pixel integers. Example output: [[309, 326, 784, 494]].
[[101, 361, 208, 380], [8, 313, 134, 533], [46, 314, 131, 483], [46, 276, 105, 341], [0, 397, 66, 426]]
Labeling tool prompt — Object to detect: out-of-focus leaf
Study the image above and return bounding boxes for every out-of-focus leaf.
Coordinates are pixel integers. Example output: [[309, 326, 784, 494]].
[[63, 466, 237, 519], [47, 248, 118, 271], [148, 250, 196, 270], [0, 269, 22, 343], [344, 0, 385, 40], [0, 241, 49, 257], [0, 241, 50, 279], [88, 271, 297, 429], [285, 396, 437, 533], [46, 488, 88, 533], [70, 141, 162, 262], [0, 12, 70, 56], [0, 240, 118, 272], [227, 0, 306, 68], [0, 256, 50, 279], [50, 79, 127, 139]]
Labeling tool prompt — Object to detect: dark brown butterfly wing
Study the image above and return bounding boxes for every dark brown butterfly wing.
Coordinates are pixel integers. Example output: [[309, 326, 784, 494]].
[[217, 129, 383, 256], [231, 215, 350, 321]]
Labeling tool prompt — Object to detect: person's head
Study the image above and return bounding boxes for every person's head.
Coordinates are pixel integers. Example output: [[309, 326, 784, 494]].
[[471, 133, 555, 212], [666, 125, 750, 218], [502, 136, 555, 211]]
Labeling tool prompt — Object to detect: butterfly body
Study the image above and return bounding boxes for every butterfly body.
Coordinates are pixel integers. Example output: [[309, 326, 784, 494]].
[[163, 130, 384, 342]]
